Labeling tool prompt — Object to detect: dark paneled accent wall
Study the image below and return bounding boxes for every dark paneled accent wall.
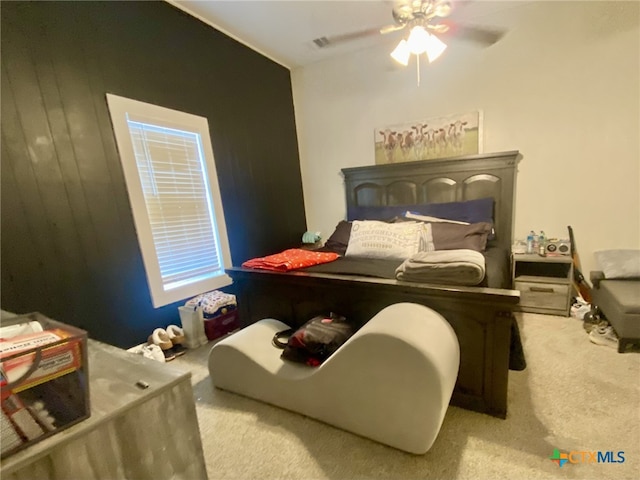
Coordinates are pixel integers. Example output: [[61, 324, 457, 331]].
[[1, 1, 306, 347]]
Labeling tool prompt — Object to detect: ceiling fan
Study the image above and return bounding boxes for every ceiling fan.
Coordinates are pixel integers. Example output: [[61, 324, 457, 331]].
[[312, 0, 507, 54]]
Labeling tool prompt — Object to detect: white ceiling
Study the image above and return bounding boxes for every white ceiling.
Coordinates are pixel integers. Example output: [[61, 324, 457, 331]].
[[169, 0, 531, 69]]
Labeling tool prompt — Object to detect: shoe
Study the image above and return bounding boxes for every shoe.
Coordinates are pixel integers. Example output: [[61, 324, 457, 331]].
[[148, 328, 176, 361], [166, 325, 187, 357], [589, 325, 618, 348], [571, 303, 591, 320], [582, 310, 601, 333]]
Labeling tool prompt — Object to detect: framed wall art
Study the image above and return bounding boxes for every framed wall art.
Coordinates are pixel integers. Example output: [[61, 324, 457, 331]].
[[374, 111, 483, 164]]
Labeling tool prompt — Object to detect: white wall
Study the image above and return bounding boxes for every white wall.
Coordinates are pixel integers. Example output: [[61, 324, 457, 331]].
[[291, 0, 639, 278]]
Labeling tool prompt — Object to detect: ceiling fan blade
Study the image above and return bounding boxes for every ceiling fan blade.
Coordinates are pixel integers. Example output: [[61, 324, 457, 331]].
[[442, 22, 507, 46], [312, 26, 383, 48], [380, 23, 406, 35], [426, 23, 450, 34]]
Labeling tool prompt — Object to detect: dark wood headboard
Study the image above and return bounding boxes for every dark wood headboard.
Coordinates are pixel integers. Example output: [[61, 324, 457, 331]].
[[341, 151, 520, 250]]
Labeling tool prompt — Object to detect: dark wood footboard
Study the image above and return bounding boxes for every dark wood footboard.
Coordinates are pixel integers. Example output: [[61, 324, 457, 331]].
[[227, 267, 519, 418]]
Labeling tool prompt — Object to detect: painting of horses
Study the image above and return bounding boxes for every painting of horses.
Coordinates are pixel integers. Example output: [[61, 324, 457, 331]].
[[374, 111, 482, 164]]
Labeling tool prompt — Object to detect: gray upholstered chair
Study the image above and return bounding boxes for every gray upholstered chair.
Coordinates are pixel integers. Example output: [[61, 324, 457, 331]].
[[590, 271, 640, 353]]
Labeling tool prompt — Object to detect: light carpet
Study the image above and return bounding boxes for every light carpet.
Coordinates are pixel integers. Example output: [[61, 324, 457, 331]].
[[172, 312, 640, 480]]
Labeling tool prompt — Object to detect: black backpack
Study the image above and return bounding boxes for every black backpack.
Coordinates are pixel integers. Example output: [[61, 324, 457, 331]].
[[272, 313, 355, 367]]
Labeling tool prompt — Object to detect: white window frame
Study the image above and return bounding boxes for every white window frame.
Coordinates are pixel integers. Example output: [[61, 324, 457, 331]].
[[106, 93, 232, 308]]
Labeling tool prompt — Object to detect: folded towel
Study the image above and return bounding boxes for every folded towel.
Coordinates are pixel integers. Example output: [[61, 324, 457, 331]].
[[395, 249, 486, 286]]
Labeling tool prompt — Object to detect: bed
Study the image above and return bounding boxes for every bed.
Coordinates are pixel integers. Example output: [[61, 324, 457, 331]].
[[227, 150, 522, 418]]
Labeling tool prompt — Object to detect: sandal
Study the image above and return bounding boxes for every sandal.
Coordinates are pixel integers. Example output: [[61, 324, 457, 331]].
[[166, 325, 187, 357], [148, 328, 176, 361]]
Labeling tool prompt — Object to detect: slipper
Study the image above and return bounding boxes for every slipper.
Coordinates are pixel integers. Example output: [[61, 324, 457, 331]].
[[166, 325, 186, 344], [148, 328, 176, 361], [166, 325, 187, 357]]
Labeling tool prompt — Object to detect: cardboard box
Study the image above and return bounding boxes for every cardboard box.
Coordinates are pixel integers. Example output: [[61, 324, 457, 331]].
[[0, 313, 89, 459]]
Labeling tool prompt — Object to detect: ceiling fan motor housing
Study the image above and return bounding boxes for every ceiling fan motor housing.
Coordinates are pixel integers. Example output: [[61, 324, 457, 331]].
[[392, 0, 452, 35], [393, 0, 452, 25]]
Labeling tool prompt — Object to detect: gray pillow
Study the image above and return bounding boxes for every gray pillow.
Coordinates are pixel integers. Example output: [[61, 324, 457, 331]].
[[431, 222, 492, 252], [323, 221, 352, 255], [594, 249, 640, 279]]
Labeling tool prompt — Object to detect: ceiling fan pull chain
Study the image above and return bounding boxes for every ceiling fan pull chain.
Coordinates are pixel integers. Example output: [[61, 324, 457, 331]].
[[416, 53, 421, 86]]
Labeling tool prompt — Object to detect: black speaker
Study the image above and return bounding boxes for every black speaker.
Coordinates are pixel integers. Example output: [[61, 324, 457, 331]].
[[545, 239, 571, 255]]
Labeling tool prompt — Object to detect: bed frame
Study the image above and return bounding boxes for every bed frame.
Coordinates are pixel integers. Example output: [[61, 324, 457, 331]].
[[227, 150, 521, 418]]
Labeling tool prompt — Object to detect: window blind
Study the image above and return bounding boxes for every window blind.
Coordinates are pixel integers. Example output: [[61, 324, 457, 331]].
[[127, 120, 223, 291]]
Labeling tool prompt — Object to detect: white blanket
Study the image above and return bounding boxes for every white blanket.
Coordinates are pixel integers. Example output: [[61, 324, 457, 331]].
[[395, 249, 486, 286]]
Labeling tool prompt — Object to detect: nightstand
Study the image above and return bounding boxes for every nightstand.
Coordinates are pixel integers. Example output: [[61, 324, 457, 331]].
[[512, 254, 574, 316]]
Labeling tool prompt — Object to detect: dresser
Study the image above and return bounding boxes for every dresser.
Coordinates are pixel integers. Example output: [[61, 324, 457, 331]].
[[1, 340, 207, 479]]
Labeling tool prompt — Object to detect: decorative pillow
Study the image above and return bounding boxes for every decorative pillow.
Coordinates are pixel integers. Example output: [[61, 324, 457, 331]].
[[594, 249, 640, 279], [345, 220, 429, 260], [431, 222, 493, 252], [347, 197, 494, 224], [323, 220, 352, 255]]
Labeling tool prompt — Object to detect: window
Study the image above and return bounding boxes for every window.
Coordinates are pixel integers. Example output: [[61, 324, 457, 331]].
[[106, 94, 232, 307]]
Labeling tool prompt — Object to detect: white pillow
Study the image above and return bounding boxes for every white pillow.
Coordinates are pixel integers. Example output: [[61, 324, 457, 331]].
[[345, 221, 432, 260], [594, 249, 640, 279], [404, 211, 470, 225]]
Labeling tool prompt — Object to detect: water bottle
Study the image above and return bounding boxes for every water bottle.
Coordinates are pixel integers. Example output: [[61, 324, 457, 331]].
[[538, 230, 546, 255], [526, 230, 535, 254]]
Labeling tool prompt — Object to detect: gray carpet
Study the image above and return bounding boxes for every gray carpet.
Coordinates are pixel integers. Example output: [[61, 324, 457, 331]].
[[172, 313, 640, 480]]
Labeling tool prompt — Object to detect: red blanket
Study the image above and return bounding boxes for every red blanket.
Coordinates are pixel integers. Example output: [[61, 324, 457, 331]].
[[242, 249, 339, 272]]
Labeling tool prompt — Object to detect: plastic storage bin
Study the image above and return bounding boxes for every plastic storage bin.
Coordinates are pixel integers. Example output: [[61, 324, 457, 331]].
[[0, 312, 90, 459], [204, 310, 240, 341], [181, 290, 238, 346], [178, 306, 209, 349]]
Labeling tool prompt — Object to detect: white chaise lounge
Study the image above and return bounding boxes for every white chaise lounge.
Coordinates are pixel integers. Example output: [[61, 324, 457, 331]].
[[208, 302, 460, 454]]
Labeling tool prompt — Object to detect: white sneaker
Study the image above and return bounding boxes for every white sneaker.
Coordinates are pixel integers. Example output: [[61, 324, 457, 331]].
[[589, 325, 618, 348], [571, 303, 591, 320]]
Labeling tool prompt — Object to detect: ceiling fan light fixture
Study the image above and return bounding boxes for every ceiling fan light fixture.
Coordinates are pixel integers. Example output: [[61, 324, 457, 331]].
[[424, 32, 447, 62], [390, 39, 411, 66], [407, 26, 430, 54]]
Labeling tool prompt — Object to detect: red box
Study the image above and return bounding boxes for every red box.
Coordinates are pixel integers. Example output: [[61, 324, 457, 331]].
[[203, 310, 240, 341]]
